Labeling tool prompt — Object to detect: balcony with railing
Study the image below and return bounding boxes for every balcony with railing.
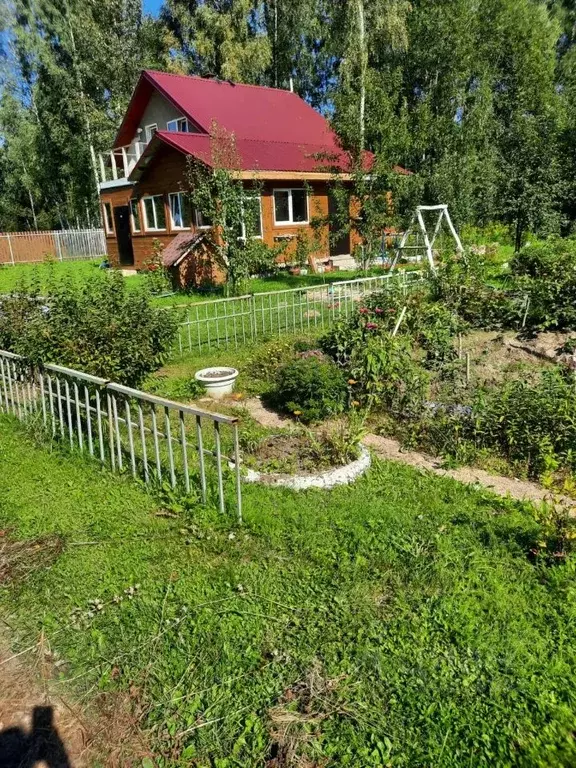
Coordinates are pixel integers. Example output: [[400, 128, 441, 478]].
[[98, 141, 146, 186]]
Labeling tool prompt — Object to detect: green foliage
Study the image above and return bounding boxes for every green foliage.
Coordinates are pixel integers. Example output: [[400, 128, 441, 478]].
[[471, 366, 576, 478], [0, 272, 177, 387], [271, 354, 348, 422], [140, 238, 173, 295], [186, 131, 278, 294], [511, 238, 576, 331], [348, 333, 428, 417], [430, 252, 521, 329]]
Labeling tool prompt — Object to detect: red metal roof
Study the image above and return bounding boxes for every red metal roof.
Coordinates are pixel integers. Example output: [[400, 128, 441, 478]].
[[119, 70, 411, 178], [116, 70, 338, 149], [154, 131, 370, 173]]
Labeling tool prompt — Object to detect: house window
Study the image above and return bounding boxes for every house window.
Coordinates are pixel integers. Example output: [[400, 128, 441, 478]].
[[195, 208, 212, 229], [102, 201, 113, 234], [142, 195, 166, 231], [166, 118, 191, 133], [240, 196, 263, 239], [273, 188, 308, 225], [169, 192, 192, 229], [129, 199, 141, 233], [144, 124, 158, 143]]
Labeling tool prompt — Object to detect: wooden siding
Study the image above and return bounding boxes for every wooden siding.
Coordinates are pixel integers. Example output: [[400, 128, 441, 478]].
[[100, 145, 358, 275]]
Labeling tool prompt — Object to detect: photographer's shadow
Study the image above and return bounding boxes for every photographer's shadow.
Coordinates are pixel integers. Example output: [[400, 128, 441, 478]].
[[0, 705, 71, 767]]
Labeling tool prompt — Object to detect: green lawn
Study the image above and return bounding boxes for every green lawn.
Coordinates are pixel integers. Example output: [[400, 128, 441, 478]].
[[2, 415, 576, 766], [0, 259, 372, 304]]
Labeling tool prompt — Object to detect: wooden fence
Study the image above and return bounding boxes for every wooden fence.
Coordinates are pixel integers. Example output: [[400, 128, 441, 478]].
[[0, 229, 107, 265]]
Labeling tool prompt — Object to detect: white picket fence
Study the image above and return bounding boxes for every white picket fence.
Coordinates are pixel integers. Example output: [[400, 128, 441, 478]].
[[0, 229, 107, 265]]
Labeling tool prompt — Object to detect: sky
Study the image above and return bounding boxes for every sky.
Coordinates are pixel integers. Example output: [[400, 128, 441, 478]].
[[143, 0, 163, 16]]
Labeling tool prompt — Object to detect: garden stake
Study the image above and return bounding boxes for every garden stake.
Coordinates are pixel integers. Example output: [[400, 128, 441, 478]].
[[392, 306, 407, 336]]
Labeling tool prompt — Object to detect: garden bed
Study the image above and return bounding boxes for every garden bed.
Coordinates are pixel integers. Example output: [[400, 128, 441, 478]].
[[237, 432, 370, 489]]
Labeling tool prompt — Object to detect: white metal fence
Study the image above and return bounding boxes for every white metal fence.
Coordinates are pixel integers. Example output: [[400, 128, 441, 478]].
[[172, 270, 424, 355], [0, 350, 242, 521], [0, 229, 106, 265]]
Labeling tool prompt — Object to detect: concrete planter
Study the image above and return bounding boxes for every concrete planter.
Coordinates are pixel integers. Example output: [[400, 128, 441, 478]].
[[231, 444, 371, 490], [195, 367, 239, 398]]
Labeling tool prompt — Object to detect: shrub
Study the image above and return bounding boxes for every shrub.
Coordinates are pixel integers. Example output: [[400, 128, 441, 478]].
[[407, 365, 576, 480], [0, 272, 178, 388], [271, 355, 348, 423], [141, 239, 172, 295], [511, 239, 576, 331], [430, 251, 521, 329], [348, 334, 428, 417]]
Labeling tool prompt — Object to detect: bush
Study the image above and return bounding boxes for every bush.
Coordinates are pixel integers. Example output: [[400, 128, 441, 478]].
[[271, 355, 348, 423], [407, 365, 576, 481], [510, 238, 576, 331], [430, 251, 521, 329], [348, 334, 428, 417], [0, 272, 178, 388]]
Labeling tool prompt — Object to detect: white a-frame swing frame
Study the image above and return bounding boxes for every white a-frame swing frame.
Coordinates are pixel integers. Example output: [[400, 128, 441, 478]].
[[389, 205, 463, 273]]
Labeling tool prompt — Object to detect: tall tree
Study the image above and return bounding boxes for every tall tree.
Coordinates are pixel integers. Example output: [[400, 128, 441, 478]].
[[1, 0, 176, 230]]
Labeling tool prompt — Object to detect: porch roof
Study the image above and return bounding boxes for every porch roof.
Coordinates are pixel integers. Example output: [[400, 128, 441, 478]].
[[127, 131, 410, 182]]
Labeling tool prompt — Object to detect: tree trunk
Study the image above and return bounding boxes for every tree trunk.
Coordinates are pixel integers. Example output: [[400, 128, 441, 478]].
[[356, 0, 366, 155]]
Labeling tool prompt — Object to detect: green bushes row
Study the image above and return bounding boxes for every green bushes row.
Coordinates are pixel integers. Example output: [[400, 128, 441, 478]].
[[431, 238, 576, 333], [411, 366, 576, 480], [0, 272, 177, 387]]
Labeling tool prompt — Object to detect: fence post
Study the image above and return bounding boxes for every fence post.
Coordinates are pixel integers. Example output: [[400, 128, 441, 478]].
[[55, 232, 63, 261], [7, 234, 15, 265], [249, 294, 257, 342]]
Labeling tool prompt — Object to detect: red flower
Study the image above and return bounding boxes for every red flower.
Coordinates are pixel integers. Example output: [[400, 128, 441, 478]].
[[366, 322, 378, 330], [359, 307, 369, 314], [374, 307, 384, 314]]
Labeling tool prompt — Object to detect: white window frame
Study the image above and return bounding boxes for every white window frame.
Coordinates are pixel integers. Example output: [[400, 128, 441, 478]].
[[144, 123, 158, 142], [166, 117, 190, 132], [195, 208, 212, 229], [142, 195, 166, 232], [129, 199, 141, 233], [102, 201, 114, 234], [168, 192, 191, 230], [273, 188, 309, 226], [239, 195, 263, 240]]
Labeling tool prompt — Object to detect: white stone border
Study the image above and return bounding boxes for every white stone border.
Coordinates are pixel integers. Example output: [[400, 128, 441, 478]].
[[232, 444, 371, 490]]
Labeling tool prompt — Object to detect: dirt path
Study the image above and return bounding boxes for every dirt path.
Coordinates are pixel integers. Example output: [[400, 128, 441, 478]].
[[363, 434, 575, 510], [0, 630, 151, 767], [242, 397, 576, 512]]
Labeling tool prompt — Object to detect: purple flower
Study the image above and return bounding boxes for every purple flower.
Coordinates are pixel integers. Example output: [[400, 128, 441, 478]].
[[366, 322, 378, 330], [374, 307, 384, 314]]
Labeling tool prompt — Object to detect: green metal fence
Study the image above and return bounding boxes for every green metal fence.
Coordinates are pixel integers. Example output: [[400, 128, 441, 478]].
[[172, 271, 424, 354]]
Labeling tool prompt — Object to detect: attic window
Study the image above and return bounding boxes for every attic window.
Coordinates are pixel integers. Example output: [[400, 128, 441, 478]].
[[145, 124, 157, 142], [167, 118, 191, 133]]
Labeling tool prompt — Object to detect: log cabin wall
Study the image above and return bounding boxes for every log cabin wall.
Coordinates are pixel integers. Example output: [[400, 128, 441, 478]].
[[99, 145, 357, 275]]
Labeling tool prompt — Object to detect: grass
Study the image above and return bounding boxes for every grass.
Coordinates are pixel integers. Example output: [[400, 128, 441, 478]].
[[0, 259, 372, 304], [2, 415, 576, 766], [146, 332, 319, 400]]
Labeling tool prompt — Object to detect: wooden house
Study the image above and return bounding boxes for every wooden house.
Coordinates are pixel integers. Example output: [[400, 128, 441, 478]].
[[98, 70, 408, 284]]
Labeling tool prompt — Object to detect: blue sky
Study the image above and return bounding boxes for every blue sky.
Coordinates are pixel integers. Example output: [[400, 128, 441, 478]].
[[143, 0, 163, 16]]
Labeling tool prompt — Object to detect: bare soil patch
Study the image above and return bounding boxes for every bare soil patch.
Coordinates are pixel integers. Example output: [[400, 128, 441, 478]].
[[0, 530, 153, 767]]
